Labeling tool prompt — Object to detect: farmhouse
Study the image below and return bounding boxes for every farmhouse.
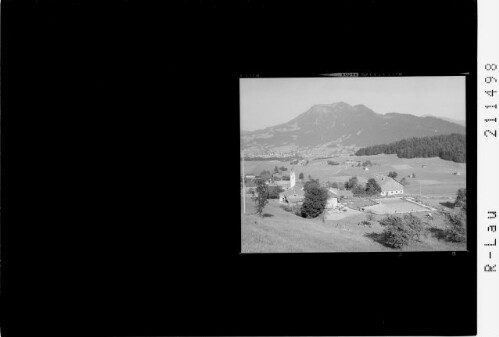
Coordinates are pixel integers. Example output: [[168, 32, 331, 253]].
[[344, 159, 361, 166], [375, 175, 404, 196], [279, 185, 305, 205], [326, 191, 338, 209], [273, 180, 291, 189]]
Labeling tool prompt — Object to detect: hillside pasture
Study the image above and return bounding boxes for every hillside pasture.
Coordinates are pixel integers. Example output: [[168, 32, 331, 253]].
[[242, 154, 466, 196], [241, 197, 466, 253]]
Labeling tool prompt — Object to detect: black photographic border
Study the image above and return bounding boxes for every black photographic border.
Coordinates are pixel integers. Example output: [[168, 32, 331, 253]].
[[1, 0, 478, 336]]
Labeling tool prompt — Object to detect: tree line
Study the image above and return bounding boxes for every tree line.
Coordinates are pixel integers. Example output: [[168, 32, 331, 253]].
[[354, 133, 466, 163]]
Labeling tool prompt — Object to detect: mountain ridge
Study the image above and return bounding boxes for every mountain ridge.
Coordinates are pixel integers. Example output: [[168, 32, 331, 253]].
[[241, 102, 465, 154]]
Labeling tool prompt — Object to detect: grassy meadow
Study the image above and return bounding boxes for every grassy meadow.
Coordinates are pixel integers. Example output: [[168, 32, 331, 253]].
[[241, 154, 467, 252], [241, 197, 466, 253], [242, 154, 466, 196]]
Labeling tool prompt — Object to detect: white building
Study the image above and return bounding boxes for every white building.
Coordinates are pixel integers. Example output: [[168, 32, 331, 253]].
[[290, 167, 296, 188], [326, 197, 338, 209], [375, 175, 404, 196]]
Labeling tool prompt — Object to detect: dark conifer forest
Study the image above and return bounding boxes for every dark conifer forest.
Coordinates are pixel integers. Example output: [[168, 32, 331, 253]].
[[355, 133, 466, 163]]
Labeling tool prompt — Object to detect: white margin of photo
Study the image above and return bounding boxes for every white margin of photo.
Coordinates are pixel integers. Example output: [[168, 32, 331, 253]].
[[478, 0, 499, 336]]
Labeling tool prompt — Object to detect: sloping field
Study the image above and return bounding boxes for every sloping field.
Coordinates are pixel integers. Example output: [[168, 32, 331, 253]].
[[242, 154, 466, 195], [241, 197, 466, 253]]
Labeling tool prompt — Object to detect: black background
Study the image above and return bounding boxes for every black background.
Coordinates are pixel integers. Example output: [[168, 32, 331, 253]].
[[1, 0, 477, 336]]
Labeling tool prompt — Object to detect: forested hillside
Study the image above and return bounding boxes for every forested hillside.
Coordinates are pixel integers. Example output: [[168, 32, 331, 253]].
[[355, 133, 466, 163]]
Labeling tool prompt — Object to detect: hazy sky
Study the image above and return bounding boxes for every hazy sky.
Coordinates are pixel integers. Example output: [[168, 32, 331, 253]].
[[240, 77, 466, 131]]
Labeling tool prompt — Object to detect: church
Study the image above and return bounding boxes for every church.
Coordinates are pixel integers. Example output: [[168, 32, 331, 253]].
[[279, 168, 305, 205]]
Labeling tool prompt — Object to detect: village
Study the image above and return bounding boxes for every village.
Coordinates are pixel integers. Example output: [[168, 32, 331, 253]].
[[240, 153, 467, 252], [244, 165, 434, 218]]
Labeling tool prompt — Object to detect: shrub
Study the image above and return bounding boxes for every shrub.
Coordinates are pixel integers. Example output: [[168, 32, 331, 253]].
[[282, 175, 290, 181], [403, 213, 424, 241], [300, 184, 329, 218], [388, 171, 398, 179], [280, 204, 301, 215], [251, 179, 269, 216], [378, 215, 411, 248], [327, 160, 340, 166], [380, 216, 410, 248], [344, 176, 359, 190], [365, 178, 381, 195], [352, 184, 367, 196], [376, 214, 425, 247], [444, 210, 466, 242], [259, 170, 272, 180], [365, 211, 375, 222], [455, 188, 466, 210], [304, 179, 320, 193], [280, 166, 288, 171], [267, 186, 284, 199], [400, 177, 409, 186], [358, 220, 372, 227]]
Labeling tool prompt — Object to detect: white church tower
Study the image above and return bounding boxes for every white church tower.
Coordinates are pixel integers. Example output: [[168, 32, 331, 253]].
[[290, 167, 296, 188]]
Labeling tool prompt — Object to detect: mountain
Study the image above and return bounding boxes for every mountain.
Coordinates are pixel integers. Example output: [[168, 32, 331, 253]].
[[422, 114, 466, 126], [241, 102, 466, 153]]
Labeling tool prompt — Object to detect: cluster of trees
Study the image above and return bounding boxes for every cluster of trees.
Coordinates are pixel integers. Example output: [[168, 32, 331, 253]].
[[378, 214, 424, 248], [343, 176, 381, 196], [251, 179, 270, 216], [273, 166, 288, 173], [254, 175, 330, 219], [399, 177, 409, 186], [266, 186, 284, 199], [259, 170, 272, 180], [300, 179, 329, 218], [372, 202, 466, 248], [455, 188, 466, 210], [444, 209, 466, 243], [326, 181, 341, 189], [354, 133, 466, 163], [259, 169, 291, 181], [250, 179, 284, 216], [344, 176, 359, 190]]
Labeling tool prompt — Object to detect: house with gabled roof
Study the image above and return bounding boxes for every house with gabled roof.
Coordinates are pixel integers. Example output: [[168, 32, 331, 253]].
[[279, 182, 305, 205], [374, 175, 404, 196]]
